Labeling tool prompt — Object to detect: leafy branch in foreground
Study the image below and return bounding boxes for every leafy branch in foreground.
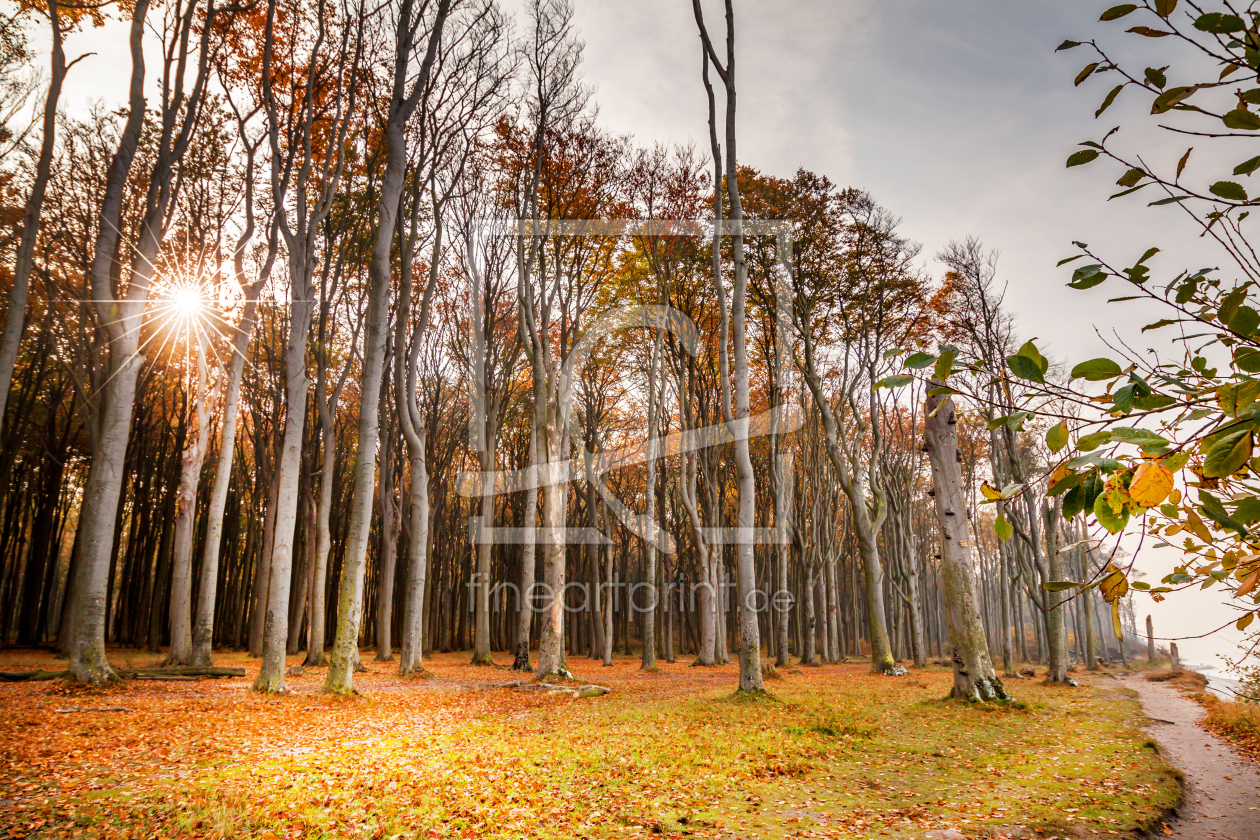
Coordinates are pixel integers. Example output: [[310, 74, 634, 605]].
[[889, 1, 1260, 641]]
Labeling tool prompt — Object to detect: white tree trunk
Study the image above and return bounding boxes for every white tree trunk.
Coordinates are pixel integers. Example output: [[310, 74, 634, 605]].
[[192, 287, 261, 667], [536, 417, 569, 680], [923, 385, 1009, 702], [166, 341, 213, 666], [254, 276, 313, 692]]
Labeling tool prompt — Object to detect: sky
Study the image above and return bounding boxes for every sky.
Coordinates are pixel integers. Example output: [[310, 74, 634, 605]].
[[27, 0, 1252, 671]]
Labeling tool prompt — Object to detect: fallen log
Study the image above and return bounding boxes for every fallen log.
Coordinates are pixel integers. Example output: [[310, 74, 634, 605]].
[[0, 669, 69, 682], [121, 666, 245, 679], [54, 707, 134, 714], [0, 665, 246, 682]]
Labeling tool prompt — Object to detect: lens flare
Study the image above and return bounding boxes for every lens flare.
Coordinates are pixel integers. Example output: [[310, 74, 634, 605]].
[[172, 286, 204, 316]]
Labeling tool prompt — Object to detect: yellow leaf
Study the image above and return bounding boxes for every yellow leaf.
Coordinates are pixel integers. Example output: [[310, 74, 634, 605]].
[[1129, 461, 1174, 508], [1112, 599, 1124, 640], [1048, 463, 1073, 487], [980, 482, 1001, 501], [1184, 509, 1213, 543], [1236, 568, 1260, 599], [1169, 487, 1182, 504], [1100, 567, 1129, 603], [1104, 474, 1131, 514]]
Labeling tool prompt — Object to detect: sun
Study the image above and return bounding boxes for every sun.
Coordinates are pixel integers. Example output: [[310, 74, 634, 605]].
[[171, 285, 204, 316]]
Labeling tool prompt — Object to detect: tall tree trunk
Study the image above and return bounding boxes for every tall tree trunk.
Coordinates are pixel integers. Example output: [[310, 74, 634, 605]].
[[253, 264, 314, 692], [166, 340, 213, 666], [535, 419, 569, 680], [0, 1, 66, 445], [249, 451, 280, 657], [375, 403, 399, 662], [325, 0, 451, 695], [68, 0, 152, 684], [923, 386, 1008, 702], [512, 429, 538, 671], [397, 430, 430, 675], [471, 445, 495, 666], [192, 278, 263, 667]]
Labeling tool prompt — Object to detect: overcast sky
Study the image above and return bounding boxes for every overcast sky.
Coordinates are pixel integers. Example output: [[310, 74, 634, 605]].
[[37, 0, 1249, 670]]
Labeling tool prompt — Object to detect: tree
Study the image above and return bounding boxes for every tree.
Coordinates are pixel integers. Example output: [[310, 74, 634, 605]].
[[255, 0, 364, 693], [693, 0, 763, 694], [324, 0, 453, 696], [67, 0, 222, 685], [923, 382, 1010, 701]]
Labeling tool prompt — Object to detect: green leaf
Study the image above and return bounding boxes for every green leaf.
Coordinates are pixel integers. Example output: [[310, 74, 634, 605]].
[[1078, 430, 1113, 452], [1211, 180, 1249, 201], [1016, 340, 1048, 374], [1235, 346, 1260, 372], [1127, 26, 1171, 37], [1096, 84, 1125, 117], [1110, 427, 1169, 447], [1069, 264, 1107, 289], [874, 374, 914, 389], [995, 511, 1013, 542], [1194, 12, 1245, 33], [1219, 286, 1248, 325], [1056, 39, 1083, 51], [1153, 0, 1177, 17], [1233, 495, 1260, 525], [1047, 420, 1070, 453], [1100, 4, 1138, 21], [904, 352, 936, 369], [1071, 357, 1123, 381], [1223, 108, 1260, 130], [1064, 472, 1105, 519], [1007, 354, 1045, 382], [1164, 450, 1191, 472], [1116, 168, 1145, 187], [1234, 155, 1260, 176], [1232, 304, 1260, 336], [934, 347, 957, 381], [1133, 393, 1177, 410], [1177, 147, 1193, 179], [1075, 62, 1101, 86], [1050, 471, 1085, 496], [1042, 580, 1084, 591], [1094, 491, 1130, 533], [1067, 149, 1100, 167], [1200, 491, 1248, 536], [1152, 86, 1194, 114], [1145, 66, 1168, 89], [1203, 427, 1253, 477], [1110, 184, 1150, 200]]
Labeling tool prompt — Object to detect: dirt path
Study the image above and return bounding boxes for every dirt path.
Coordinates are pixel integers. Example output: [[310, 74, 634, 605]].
[[1119, 674, 1260, 840]]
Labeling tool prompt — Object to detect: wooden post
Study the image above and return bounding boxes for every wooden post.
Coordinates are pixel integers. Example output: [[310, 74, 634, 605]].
[[1146, 614, 1155, 663], [1170, 642, 1180, 670]]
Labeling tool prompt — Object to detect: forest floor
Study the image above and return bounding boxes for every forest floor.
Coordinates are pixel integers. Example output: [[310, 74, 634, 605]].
[[0, 649, 1188, 840]]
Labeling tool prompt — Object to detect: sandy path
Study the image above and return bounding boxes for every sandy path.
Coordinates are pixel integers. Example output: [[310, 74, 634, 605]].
[[1118, 674, 1260, 840]]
